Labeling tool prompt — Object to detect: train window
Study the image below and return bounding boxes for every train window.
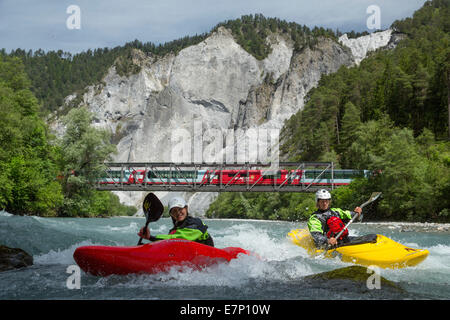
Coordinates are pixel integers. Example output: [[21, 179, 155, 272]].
[[147, 170, 197, 179], [303, 169, 367, 180], [330, 170, 364, 179], [352, 170, 364, 178], [305, 170, 334, 180], [342, 171, 350, 179], [305, 170, 316, 179], [103, 170, 129, 179], [99, 172, 109, 179], [262, 171, 281, 179], [173, 171, 197, 179], [334, 171, 344, 179], [304, 170, 313, 179]]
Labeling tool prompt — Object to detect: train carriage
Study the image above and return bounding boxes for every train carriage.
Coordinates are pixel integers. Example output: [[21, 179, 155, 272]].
[[301, 169, 369, 186], [97, 168, 371, 187]]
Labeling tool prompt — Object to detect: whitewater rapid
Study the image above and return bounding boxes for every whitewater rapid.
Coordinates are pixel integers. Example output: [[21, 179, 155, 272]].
[[0, 213, 449, 299]]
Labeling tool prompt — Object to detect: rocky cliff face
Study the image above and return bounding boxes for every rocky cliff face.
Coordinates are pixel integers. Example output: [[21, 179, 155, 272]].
[[52, 27, 395, 215], [338, 29, 393, 65]]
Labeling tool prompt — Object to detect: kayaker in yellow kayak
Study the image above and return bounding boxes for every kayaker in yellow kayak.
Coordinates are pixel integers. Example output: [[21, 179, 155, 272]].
[[307, 189, 362, 249], [138, 196, 214, 247]]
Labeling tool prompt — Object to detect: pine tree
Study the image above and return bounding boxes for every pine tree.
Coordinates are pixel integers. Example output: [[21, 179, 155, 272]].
[[339, 101, 362, 167]]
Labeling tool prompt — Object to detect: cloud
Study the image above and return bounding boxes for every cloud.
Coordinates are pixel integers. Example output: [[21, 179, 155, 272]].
[[0, 0, 427, 53]]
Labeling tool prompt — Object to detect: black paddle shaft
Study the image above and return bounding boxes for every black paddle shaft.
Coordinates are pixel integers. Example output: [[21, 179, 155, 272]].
[[137, 193, 164, 245]]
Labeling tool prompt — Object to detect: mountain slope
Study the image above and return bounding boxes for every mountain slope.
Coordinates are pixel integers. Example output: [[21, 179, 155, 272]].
[[275, 0, 449, 221]]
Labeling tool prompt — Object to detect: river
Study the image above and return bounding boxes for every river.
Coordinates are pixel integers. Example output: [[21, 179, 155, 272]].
[[0, 211, 449, 300]]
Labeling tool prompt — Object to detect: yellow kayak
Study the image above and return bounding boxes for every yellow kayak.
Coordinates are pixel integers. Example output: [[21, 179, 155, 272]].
[[287, 229, 429, 269]]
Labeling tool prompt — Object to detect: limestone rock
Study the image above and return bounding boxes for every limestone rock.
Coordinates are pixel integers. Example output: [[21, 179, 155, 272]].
[[338, 29, 393, 65]]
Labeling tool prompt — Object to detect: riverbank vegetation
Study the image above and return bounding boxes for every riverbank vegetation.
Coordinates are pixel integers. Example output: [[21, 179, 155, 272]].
[[0, 56, 136, 217]]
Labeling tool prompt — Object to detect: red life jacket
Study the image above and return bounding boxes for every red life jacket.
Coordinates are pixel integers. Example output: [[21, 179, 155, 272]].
[[326, 216, 348, 240]]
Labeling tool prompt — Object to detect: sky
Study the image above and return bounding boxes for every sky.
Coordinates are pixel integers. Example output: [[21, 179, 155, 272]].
[[0, 0, 427, 54]]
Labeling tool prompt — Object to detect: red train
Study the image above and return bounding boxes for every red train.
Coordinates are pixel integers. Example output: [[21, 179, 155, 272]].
[[98, 169, 370, 186]]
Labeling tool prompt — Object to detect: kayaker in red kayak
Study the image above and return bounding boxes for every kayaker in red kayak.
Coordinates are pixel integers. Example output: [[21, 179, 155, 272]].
[[307, 189, 362, 248], [138, 196, 214, 247]]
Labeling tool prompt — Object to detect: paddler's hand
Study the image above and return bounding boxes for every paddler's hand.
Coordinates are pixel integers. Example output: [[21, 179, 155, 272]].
[[328, 237, 337, 246], [138, 227, 150, 240], [354, 206, 362, 218]]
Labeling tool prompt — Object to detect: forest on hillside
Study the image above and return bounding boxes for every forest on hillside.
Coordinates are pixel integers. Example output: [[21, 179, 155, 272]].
[[0, 56, 136, 217], [208, 0, 450, 222]]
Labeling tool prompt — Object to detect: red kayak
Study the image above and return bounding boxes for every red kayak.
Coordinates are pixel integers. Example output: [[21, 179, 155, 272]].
[[73, 239, 250, 276]]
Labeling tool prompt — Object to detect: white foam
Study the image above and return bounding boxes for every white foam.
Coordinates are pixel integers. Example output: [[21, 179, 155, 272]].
[[93, 250, 313, 290], [429, 244, 450, 255], [212, 223, 303, 262], [84, 221, 316, 289], [33, 240, 103, 265], [99, 222, 140, 233], [348, 229, 361, 237], [0, 210, 12, 217], [422, 244, 450, 270]]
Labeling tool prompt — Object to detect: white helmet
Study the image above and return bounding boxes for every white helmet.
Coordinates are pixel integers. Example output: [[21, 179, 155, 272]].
[[315, 189, 331, 203], [168, 197, 187, 211]]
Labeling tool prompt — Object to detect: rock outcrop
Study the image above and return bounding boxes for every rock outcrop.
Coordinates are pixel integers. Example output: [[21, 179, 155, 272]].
[[338, 29, 393, 65], [0, 245, 33, 272], [303, 266, 405, 295]]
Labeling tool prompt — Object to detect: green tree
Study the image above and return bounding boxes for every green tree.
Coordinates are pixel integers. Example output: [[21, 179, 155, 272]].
[[347, 120, 449, 221], [339, 101, 362, 166], [0, 56, 63, 216], [58, 106, 117, 216]]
